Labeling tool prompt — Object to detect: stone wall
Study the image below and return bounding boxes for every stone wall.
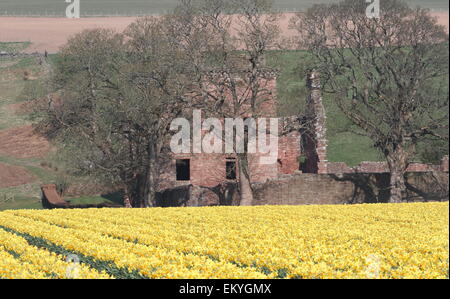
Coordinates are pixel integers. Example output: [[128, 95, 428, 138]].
[[252, 174, 353, 206], [155, 163, 449, 207], [156, 183, 240, 207], [326, 156, 449, 175], [251, 171, 448, 206]]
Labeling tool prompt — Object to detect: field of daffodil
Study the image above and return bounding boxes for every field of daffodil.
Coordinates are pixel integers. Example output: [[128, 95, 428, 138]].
[[0, 202, 448, 279]]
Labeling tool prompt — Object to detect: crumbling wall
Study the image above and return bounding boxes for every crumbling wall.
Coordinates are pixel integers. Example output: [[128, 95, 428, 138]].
[[252, 174, 353, 206], [251, 171, 448, 206], [154, 156, 448, 207], [303, 70, 328, 174], [326, 156, 449, 175], [404, 172, 449, 202]]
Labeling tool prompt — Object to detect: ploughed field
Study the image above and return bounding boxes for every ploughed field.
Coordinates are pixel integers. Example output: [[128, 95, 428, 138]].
[[0, 202, 448, 279]]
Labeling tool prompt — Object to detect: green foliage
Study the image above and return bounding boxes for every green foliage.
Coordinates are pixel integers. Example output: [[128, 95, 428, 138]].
[[267, 50, 312, 117], [417, 138, 449, 164], [55, 175, 71, 197]]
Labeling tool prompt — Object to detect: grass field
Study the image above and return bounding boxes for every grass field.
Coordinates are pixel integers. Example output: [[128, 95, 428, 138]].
[[0, 0, 448, 16], [0, 202, 448, 279]]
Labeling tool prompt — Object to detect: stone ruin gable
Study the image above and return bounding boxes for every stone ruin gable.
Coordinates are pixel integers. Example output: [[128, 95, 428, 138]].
[[301, 70, 328, 174], [155, 66, 340, 194], [278, 116, 303, 175], [156, 116, 303, 192], [193, 68, 280, 118], [156, 67, 307, 192], [295, 69, 449, 178]]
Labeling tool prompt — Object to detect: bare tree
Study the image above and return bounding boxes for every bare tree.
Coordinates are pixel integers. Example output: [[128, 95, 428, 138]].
[[291, 0, 449, 203], [166, 0, 283, 205], [36, 1, 306, 207], [37, 22, 191, 207], [123, 17, 195, 206]]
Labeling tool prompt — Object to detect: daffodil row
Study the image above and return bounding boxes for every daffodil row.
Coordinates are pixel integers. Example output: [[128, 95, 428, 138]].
[[1, 202, 448, 279], [8, 209, 289, 275], [0, 248, 49, 279], [0, 228, 112, 279], [0, 213, 270, 279], [8, 203, 448, 279]]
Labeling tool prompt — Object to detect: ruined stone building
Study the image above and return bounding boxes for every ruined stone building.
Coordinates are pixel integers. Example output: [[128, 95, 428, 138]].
[[155, 67, 449, 207], [158, 72, 295, 187], [155, 69, 331, 203]]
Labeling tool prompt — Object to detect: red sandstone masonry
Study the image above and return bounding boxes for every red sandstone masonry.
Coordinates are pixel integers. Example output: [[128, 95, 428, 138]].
[[326, 156, 449, 175], [326, 162, 354, 174], [277, 131, 301, 175], [158, 73, 303, 191], [159, 129, 301, 191], [355, 162, 389, 173], [306, 70, 328, 174], [252, 173, 353, 206]]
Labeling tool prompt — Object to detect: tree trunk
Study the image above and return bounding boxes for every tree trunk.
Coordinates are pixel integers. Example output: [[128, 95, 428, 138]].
[[389, 167, 406, 203], [387, 147, 408, 203], [131, 173, 147, 208], [146, 166, 157, 208], [237, 153, 254, 206], [145, 142, 158, 208], [135, 168, 155, 208]]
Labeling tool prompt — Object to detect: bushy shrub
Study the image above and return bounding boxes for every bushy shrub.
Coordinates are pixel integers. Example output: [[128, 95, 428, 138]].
[[55, 175, 71, 197]]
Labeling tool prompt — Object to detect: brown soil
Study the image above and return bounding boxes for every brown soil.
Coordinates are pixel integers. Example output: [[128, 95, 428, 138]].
[[0, 13, 447, 53], [0, 162, 36, 188], [0, 125, 51, 159], [0, 17, 137, 53], [7, 100, 38, 115]]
